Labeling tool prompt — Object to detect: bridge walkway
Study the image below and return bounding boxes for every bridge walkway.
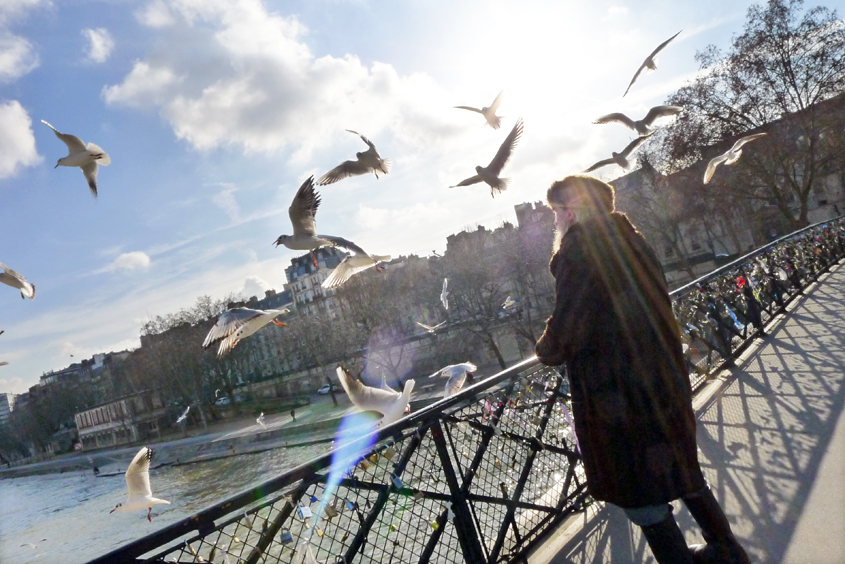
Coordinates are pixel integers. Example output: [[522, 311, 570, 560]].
[[531, 263, 845, 564]]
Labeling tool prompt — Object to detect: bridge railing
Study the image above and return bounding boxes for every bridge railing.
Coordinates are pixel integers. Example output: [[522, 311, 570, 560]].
[[89, 217, 845, 564]]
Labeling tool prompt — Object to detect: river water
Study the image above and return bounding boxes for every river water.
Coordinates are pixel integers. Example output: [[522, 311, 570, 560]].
[[0, 444, 329, 564]]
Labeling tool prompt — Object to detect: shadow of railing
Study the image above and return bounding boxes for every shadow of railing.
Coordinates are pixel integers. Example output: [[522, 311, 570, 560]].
[[89, 218, 845, 563]]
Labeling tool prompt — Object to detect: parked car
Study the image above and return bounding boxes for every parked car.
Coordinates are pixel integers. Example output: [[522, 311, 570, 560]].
[[317, 384, 332, 395]]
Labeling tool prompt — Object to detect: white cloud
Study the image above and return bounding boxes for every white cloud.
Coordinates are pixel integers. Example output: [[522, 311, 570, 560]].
[[240, 275, 271, 300], [105, 0, 457, 153], [108, 251, 152, 271], [0, 100, 39, 178], [82, 27, 114, 63], [212, 186, 241, 221], [135, 0, 175, 28], [0, 0, 45, 25], [0, 376, 27, 394], [0, 32, 38, 81], [356, 204, 388, 230], [605, 5, 629, 18]]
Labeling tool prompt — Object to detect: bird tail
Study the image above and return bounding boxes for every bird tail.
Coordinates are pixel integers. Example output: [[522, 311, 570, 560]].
[[88, 143, 111, 166], [376, 159, 392, 177], [491, 178, 510, 196], [488, 116, 502, 130]]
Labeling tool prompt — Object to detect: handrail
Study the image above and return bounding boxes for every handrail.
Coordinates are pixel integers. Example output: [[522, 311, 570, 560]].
[[89, 217, 845, 563]]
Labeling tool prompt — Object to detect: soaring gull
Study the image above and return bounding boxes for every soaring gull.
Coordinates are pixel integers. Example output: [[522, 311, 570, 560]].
[[203, 307, 289, 357], [416, 320, 447, 334], [451, 118, 523, 197], [41, 120, 110, 197], [584, 136, 648, 173], [109, 447, 170, 522], [454, 90, 505, 129], [273, 176, 366, 268], [337, 366, 414, 429], [317, 130, 391, 185], [0, 262, 35, 300], [593, 106, 683, 137], [428, 362, 477, 398], [704, 133, 767, 184], [623, 30, 682, 97], [321, 248, 391, 289]]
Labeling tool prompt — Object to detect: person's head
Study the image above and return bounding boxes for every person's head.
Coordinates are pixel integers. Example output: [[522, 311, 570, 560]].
[[546, 175, 615, 247]]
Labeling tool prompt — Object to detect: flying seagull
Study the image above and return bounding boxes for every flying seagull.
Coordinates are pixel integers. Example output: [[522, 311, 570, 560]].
[[428, 362, 477, 398], [584, 136, 648, 173], [451, 117, 523, 197], [176, 406, 190, 424], [0, 362, 8, 367], [273, 176, 366, 268], [454, 90, 505, 129], [256, 412, 266, 429], [440, 278, 449, 310], [203, 307, 289, 357], [317, 130, 391, 185], [109, 447, 170, 522], [336, 366, 414, 429], [321, 248, 391, 289], [704, 133, 768, 184], [623, 30, 682, 97], [593, 106, 683, 137], [416, 320, 447, 334], [41, 120, 110, 197], [502, 296, 517, 309], [0, 262, 35, 300]]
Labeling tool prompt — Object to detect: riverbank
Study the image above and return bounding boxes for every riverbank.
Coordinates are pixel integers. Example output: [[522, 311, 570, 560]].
[[0, 394, 359, 480]]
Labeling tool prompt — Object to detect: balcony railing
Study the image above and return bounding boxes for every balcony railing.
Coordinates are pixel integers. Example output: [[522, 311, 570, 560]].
[[89, 217, 845, 564]]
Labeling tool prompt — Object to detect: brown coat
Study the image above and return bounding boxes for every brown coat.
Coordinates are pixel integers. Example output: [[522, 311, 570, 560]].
[[535, 212, 705, 508]]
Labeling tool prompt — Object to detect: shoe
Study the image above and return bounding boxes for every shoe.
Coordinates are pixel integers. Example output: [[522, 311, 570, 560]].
[[640, 511, 696, 564], [683, 487, 750, 564]]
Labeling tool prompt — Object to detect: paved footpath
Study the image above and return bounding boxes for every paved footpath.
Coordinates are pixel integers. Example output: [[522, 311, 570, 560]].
[[531, 263, 845, 564]]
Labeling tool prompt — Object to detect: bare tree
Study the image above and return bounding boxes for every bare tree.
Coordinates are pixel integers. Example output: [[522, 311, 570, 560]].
[[653, 0, 845, 228]]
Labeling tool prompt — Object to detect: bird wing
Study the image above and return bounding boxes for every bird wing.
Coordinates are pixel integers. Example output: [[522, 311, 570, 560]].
[[488, 90, 505, 113], [703, 154, 729, 184], [288, 176, 319, 237], [647, 29, 683, 60], [41, 120, 86, 153], [81, 162, 99, 197], [337, 366, 400, 413], [322, 257, 373, 289], [623, 64, 647, 97], [441, 278, 449, 309], [454, 105, 483, 114], [593, 113, 636, 130], [203, 308, 264, 347], [346, 129, 375, 151], [416, 321, 434, 331], [642, 105, 683, 125], [731, 132, 767, 151], [619, 136, 648, 158], [451, 175, 482, 187], [318, 235, 368, 256], [487, 117, 523, 174], [317, 160, 371, 185], [444, 373, 467, 397], [584, 158, 616, 173], [125, 447, 153, 499]]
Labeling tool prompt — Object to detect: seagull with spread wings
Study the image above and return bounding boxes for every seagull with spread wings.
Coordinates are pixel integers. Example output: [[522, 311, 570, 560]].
[[593, 106, 683, 137], [321, 248, 391, 289], [416, 320, 447, 334], [274, 176, 368, 267], [203, 307, 289, 357], [450, 118, 523, 197], [0, 262, 35, 300], [41, 120, 110, 197], [109, 447, 170, 522], [623, 30, 682, 97], [454, 90, 505, 129], [428, 362, 477, 398], [337, 366, 414, 429], [704, 133, 767, 184], [584, 136, 649, 173], [317, 130, 391, 185]]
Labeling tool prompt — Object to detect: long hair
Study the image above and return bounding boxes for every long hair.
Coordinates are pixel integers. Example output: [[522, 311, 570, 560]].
[[548, 175, 615, 251]]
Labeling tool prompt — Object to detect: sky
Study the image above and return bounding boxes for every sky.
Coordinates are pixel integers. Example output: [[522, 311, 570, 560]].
[[1, 0, 843, 395]]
